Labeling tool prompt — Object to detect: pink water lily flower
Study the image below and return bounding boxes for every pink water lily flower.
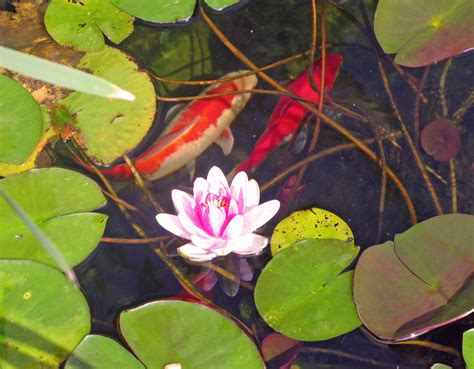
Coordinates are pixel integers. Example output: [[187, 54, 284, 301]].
[[156, 166, 280, 262]]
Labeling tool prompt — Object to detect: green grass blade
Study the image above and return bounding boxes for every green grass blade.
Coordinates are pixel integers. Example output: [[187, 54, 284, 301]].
[[0, 46, 135, 101], [0, 187, 79, 288]]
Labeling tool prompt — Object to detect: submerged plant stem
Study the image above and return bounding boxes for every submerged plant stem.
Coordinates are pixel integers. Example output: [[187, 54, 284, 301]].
[[200, 5, 417, 224], [440, 58, 453, 118], [449, 160, 457, 213], [391, 340, 461, 359], [302, 347, 395, 368], [101, 236, 170, 244], [201, 262, 255, 291], [414, 66, 430, 145]]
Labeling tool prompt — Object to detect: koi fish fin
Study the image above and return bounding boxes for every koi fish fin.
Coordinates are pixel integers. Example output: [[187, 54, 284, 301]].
[[165, 103, 187, 124], [292, 122, 309, 154], [214, 128, 234, 156], [186, 159, 196, 182]]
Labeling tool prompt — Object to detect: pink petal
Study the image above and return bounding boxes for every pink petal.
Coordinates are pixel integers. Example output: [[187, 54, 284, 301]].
[[222, 214, 244, 239], [193, 177, 209, 200], [229, 233, 268, 255], [156, 213, 190, 239], [245, 179, 260, 210], [206, 204, 226, 236], [209, 240, 235, 257], [171, 190, 196, 220], [191, 235, 221, 249], [207, 166, 229, 195], [178, 212, 211, 239], [230, 171, 248, 200], [242, 200, 280, 234], [178, 244, 217, 262]]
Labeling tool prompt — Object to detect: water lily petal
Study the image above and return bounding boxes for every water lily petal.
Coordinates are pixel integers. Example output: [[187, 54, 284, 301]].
[[191, 235, 221, 249], [245, 179, 260, 210], [230, 233, 268, 255], [223, 214, 244, 239], [193, 177, 209, 200], [178, 211, 211, 238], [178, 243, 217, 262], [207, 166, 229, 195], [171, 189, 197, 222], [156, 214, 190, 239], [207, 204, 226, 236], [230, 171, 248, 198], [242, 200, 280, 234], [210, 241, 235, 258]]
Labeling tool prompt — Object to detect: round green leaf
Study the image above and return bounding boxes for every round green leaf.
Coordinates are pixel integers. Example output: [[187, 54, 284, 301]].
[[45, 0, 134, 52], [111, 0, 196, 23], [374, 0, 474, 67], [204, 0, 240, 11], [354, 214, 474, 341], [271, 208, 354, 255], [0, 75, 42, 165], [65, 335, 145, 369], [119, 300, 265, 369], [0, 167, 107, 268], [61, 46, 156, 165], [464, 329, 474, 369], [0, 259, 90, 369], [255, 239, 361, 341]]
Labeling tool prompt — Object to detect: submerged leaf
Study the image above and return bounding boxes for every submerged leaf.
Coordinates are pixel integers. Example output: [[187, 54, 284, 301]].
[[119, 300, 265, 369], [0, 259, 90, 369], [61, 46, 156, 165], [45, 0, 134, 52], [111, 0, 196, 23], [420, 118, 461, 162], [255, 239, 361, 341], [374, 0, 474, 67], [354, 214, 474, 341], [0, 74, 42, 164]]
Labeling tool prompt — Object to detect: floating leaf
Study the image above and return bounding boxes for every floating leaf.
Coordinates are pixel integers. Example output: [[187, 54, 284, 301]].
[[111, 0, 196, 23], [261, 333, 302, 369], [255, 239, 361, 341], [374, 0, 474, 67], [0, 168, 107, 269], [464, 329, 474, 369], [203, 0, 240, 11], [271, 208, 354, 255], [120, 300, 265, 369], [431, 364, 452, 369], [61, 46, 156, 165], [421, 118, 461, 162], [0, 259, 90, 369], [354, 214, 474, 341], [44, 0, 134, 52], [0, 74, 42, 164], [64, 335, 145, 369]]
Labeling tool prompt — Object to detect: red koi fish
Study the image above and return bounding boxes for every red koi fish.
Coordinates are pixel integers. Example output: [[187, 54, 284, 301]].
[[101, 71, 258, 180], [233, 52, 343, 174]]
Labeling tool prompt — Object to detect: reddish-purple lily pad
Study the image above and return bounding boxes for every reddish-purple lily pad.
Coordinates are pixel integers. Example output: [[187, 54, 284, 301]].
[[421, 118, 461, 162], [261, 333, 302, 369], [374, 0, 474, 67], [354, 214, 474, 341]]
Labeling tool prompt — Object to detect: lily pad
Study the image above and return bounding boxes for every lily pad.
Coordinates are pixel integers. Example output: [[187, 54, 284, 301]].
[[270, 208, 354, 255], [119, 300, 265, 369], [203, 0, 240, 11], [111, 0, 196, 23], [255, 239, 361, 341], [44, 0, 134, 52], [0, 167, 107, 269], [65, 335, 145, 369], [61, 46, 156, 165], [0, 75, 43, 164], [261, 333, 302, 369], [464, 329, 474, 368], [420, 118, 461, 162], [353, 214, 474, 341], [0, 259, 90, 369], [374, 0, 474, 67]]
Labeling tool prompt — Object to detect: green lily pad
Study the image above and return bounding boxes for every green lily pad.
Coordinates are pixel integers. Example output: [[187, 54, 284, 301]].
[[119, 300, 265, 369], [111, 0, 196, 23], [464, 329, 474, 368], [44, 0, 134, 52], [353, 214, 474, 341], [123, 21, 211, 94], [374, 0, 474, 67], [0, 167, 107, 269], [255, 239, 361, 341], [431, 364, 452, 369], [0, 75, 43, 165], [270, 208, 354, 255], [203, 0, 240, 11], [61, 46, 156, 165], [0, 259, 90, 369], [64, 335, 145, 369]]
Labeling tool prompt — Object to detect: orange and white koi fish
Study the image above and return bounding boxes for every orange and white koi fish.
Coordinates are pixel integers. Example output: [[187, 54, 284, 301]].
[[101, 71, 258, 180]]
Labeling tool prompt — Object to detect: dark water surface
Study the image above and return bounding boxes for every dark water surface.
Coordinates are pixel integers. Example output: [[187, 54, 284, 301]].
[[70, 1, 473, 368]]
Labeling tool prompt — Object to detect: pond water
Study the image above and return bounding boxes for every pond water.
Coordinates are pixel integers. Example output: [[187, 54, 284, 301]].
[[1, 0, 473, 368]]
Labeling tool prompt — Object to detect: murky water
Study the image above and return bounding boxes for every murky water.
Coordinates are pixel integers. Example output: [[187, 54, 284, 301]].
[[67, 1, 473, 368]]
